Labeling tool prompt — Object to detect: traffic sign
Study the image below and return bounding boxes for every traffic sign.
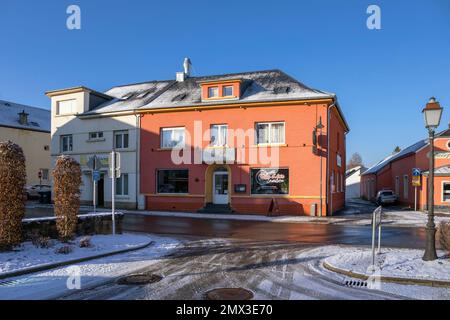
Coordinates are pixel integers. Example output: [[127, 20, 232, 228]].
[[412, 168, 421, 187], [412, 168, 421, 177], [108, 151, 121, 178], [92, 170, 101, 182]]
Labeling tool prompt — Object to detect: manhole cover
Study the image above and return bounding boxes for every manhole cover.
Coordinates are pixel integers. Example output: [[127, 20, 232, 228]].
[[205, 288, 254, 300], [117, 274, 162, 285]]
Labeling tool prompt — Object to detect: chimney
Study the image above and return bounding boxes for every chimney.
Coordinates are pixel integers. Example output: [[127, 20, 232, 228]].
[[176, 57, 192, 82], [18, 110, 29, 125]]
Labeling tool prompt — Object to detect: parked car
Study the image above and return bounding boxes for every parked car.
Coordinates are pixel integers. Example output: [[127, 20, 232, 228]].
[[25, 184, 51, 199], [376, 190, 398, 206]]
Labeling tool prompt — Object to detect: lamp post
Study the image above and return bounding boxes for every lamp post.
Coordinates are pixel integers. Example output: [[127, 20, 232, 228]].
[[316, 117, 325, 216], [422, 97, 443, 261]]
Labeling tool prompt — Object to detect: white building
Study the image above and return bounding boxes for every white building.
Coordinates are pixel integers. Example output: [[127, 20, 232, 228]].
[[345, 165, 367, 199], [46, 81, 173, 209]]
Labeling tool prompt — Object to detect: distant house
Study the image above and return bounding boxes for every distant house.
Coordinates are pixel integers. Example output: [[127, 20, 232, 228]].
[[0, 100, 51, 186], [345, 165, 367, 199]]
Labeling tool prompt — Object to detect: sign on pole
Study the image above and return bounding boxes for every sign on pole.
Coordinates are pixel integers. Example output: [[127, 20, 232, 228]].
[[109, 151, 120, 235], [412, 168, 421, 187]]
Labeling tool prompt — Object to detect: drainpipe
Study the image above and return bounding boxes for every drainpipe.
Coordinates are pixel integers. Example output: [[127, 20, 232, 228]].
[[326, 101, 336, 216], [135, 113, 141, 210]]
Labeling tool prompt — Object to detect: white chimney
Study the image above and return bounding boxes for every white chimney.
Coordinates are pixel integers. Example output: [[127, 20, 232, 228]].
[[183, 57, 192, 76]]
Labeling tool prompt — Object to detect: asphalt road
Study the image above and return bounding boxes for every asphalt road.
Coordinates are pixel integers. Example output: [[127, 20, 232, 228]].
[[123, 214, 428, 249]]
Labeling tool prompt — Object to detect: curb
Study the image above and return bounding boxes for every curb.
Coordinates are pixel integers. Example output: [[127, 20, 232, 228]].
[[322, 260, 450, 288], [0, 240, 154, 281]]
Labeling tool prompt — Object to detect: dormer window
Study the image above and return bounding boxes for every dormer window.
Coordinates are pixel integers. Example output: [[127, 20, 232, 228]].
[[208, 87, 219, 98], [223, 86, 233, 97]]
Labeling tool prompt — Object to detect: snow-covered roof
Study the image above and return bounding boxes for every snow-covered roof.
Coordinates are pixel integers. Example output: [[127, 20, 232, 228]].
[[141, 69, 334, 110], [0, 100, 50, 132], [345, 165, 367, 178], [82, 80, 174, 115]]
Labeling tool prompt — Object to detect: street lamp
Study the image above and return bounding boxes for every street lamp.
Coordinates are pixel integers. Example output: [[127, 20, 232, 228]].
[[422, 97, 443, 261]]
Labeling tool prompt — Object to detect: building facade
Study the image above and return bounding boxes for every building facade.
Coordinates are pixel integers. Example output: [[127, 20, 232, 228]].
[[0, 100, 51, 186], [345, 165, 367, 199], [361, 126, 450, 212]]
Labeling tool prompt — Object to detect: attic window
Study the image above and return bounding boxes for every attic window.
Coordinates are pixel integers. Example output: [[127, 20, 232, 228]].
[[172, 93, 187, 102], [208, 87, 219, 98], [273, 86, 291, 94]]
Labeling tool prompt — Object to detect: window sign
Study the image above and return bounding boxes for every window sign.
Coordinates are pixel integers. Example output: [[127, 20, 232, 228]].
[[251, 168, 289, 194]]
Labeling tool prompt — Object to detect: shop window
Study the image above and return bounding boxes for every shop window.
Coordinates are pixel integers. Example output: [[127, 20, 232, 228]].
[[116, 174, 129, 196], [157, 169, 189, 194], [250, 168, 289, 195], [255, 122, 285, 145], [443, 182, 450, 201], [114, 130, 129, 149], [161, 127, 185, 148], [210, 124, 228, 146]]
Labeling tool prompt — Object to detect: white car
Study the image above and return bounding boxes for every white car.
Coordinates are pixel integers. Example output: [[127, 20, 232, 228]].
[[376, 190, 398, 206], [25, 185, 51, 199]]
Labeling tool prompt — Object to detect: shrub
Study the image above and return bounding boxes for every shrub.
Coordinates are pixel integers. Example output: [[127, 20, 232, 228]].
[[52, 156, 82, 242], [30, 232, 52, 249], [79, 236, 92, 248], [0, 141, 26, 250], [55, 245, 73, 254], [438, 221, 450, 253]]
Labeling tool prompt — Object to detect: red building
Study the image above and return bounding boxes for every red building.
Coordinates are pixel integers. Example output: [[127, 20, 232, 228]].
[[361, 123, 450, 212], [137, 66, 349, 216]]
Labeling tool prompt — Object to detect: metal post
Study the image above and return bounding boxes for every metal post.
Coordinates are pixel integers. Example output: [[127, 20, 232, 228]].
[[111, 151, 116, 236], [414, 186, 417, 211], [377, 225, 382, 254], [93, 178, 97, 214], [371, 210, 376, 268], [423, 129, 437, 260], [319, 127, 323, 217]]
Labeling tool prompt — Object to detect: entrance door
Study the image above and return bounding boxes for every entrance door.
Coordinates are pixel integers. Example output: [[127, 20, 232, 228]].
[[213, 172, 229, 204]]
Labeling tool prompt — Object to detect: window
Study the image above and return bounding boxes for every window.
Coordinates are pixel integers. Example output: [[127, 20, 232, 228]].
[[250, 168, 289, 195], [403, 175, 409, 199], [115, 174, 129, 196], [89, 131, 104, 140], [60, 135, 73, 152], [40, 169, 49, 180], [443, 182, 450, 202], [211, 124, 228, 146], [337, 154, 342, 167], [395, 176, 400, 196], [223, 86, 233, 97], [208, 87, 219, 98], [114, 131, 129, 149], [157, 170, 189, 194], [57, 99, 76, 115], [161, 127, 185, 148], [255, 122, 285, 145], [341, 173, 344, 192]]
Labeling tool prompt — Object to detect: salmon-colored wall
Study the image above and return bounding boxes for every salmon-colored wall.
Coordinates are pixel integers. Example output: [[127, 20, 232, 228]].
[[140, 102, 346, 216], [201, 82, 241, 100]]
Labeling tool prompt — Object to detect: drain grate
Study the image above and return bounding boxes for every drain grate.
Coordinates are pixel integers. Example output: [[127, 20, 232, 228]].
[[117, 273, 162, 285], [205, 288, 254, 300], [343, 279, 368, 288]]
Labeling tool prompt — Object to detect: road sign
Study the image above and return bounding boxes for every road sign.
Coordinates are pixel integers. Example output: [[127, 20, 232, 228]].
[[108, 152, 121, 178], [412, 168, 421, 176], [412, 168, 421, 187], [92, 170, 101, 182]]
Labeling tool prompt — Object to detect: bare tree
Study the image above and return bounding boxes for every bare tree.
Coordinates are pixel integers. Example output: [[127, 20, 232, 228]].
[[393, 146, 401, 154], [347, 152, 363, 170]]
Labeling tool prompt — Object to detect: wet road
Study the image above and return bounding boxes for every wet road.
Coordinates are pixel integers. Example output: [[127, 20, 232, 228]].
[[60, 239, 406, 300], [123, 214, 428, 249]]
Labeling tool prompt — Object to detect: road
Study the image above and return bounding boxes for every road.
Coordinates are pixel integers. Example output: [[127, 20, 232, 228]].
[[123, 214, 428, 249]]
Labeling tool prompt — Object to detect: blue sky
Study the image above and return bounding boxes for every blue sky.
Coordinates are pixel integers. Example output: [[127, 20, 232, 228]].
[[1, 0, 449, 166]]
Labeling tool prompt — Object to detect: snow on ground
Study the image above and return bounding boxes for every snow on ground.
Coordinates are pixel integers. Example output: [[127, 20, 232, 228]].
[[325, 246, 450, 281], [0, 233, 151, 275], [0, 234, 180, 300]]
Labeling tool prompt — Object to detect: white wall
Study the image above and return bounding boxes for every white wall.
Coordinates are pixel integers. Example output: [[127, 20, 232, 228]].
[[346, 168, 362, 199]]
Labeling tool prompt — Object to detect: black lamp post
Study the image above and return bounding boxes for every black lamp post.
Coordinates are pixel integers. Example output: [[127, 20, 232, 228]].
[[422, 97, 443, 261]]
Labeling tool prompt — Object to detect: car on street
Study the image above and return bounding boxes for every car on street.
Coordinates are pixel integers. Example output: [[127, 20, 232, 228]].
[[376, 189, 398, 206], [25, 184, 51, 199]]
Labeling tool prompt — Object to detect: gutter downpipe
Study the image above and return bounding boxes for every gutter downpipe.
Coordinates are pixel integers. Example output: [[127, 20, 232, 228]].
[[135, 113, 141, 210], [326, 100, 336, 216]]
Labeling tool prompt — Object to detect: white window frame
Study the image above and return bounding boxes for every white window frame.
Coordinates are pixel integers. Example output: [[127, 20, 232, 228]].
[[442, 181, 450, 202], [208, 86, 219, 98], [223, 85, 234, 97], [115, 173, 129, 196], [89, 131, 104, 140], [403, 175, 409, 199], [160, 127, 185, 149], [114, 130, 129, 149], [255, 121, 285, 145], [60, 134, 73, 152], [57, 99, 76, 115], [210, 124, 228, 146], [40, 168, 49, 180]]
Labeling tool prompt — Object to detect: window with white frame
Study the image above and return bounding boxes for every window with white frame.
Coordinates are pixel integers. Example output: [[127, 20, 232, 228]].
[[161, 127, 185, 148], [403, 175, 409, 199], [114, 130, 129, 149], [208, 87, 219, 98], [89, 131, 104, 140], [60, 135, 73, 152], [115, 174, 129, 196], [210, 124, 228, 146], [57, 99, 76, 115], [255, 122, 285, 145], [443, 182, 450, 202], [223, 86, 234, 97], [40, 169, 49, 180]]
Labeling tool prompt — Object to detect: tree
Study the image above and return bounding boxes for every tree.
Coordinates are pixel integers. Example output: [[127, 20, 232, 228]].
[[393, 146, 401, 154], [53, 155, 82, 242], [347, 152, 363, 170], [0, 141, 26, 250]]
